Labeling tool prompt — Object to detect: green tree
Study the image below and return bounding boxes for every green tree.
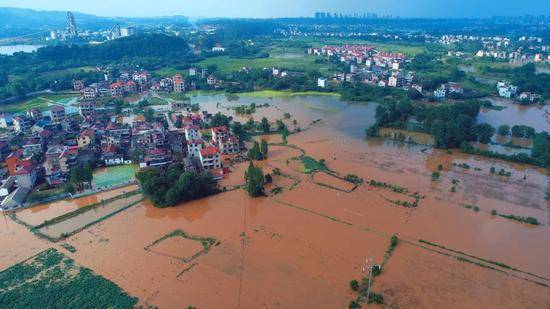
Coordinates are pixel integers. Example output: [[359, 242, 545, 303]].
[[365, 124, 379, 137], [144, 107, 154, 122], [248, 140, 262, 160], [260, 139, 268, 158], [475, 123, 495, 144], [260, 117, 270, 133], [82, 163, 94, 186], [245, 162, 265, 197], [497, 125, 510, 136]]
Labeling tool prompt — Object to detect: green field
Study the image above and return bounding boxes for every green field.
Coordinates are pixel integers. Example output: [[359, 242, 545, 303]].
[[278, 38, 428, 56], [0, 248, 137, 308], [197, 53, 336, 74], [237, 89, 341, 98], [92, 164, 138, 189], [0, 94, 78, 113]]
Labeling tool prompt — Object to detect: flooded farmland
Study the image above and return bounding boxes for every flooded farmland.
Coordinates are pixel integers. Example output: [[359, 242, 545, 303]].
[[1, 93, 549, 308]]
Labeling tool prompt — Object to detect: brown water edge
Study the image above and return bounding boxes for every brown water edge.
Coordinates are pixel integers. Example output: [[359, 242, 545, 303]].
[[312, 171, 357, 192], [0, 214, 51, 270], [286, 128, 550, 275], [36, 193, 143, 240], [1, 115, 545, 307], [15, 185, 139, 226], [64, 190, 390, 308], [374, 243, 550, 308], [53, 125, 549, 308]]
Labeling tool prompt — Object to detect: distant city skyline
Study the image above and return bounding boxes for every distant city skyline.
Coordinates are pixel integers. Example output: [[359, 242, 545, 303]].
[[0, 0, 548, 19]]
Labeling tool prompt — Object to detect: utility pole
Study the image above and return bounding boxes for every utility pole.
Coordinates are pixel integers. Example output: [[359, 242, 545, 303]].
[[362, 254, 375, 305]]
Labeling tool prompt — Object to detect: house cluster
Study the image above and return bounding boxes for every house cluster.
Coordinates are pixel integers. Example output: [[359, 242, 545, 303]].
[[308, 45, 420, 92], [0, 96, 242, 211], [496, 81, 518, 98], [75, 68, 221, 101], [433, 82, 464, 99]]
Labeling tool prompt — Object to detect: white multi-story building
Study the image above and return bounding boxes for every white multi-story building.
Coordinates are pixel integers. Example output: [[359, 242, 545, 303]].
[[497, 81, 517, 98], [13, 115, 33, 133], [317, 78, 327, 88], [185, 125, 201, 141], [50, 105, 66, 124], [187, 140, 203, 158], [199, 147, 221, 170]]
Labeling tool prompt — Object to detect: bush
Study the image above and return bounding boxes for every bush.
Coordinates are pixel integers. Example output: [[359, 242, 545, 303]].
[[348, 300, 361, 309], [368, 292, 384, 304], [349, 280, 360, 291], [390, 235, 399, 247]]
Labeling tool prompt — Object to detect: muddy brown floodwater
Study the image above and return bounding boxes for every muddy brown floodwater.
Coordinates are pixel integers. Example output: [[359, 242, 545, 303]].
[[2, 94, 549, 308]]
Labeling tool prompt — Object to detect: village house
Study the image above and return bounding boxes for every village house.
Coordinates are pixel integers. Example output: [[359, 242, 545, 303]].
[[187, 139, 203, 158], [199, 146, 221, 170], [125, 80, 138, 94], [27, 108, 42, 120], [497, 81, 518, 98], [110, 82, 124, 97], [139, 148, 172, 168], [173, 74, 185, 92], [22, 137, 44, 156], [13, 115, 33, 133], [50, 105, 66, 124], [207, 75, 217, 85], [434, 86, 447, 99], [211, 126, 229, 142], [77, 128, 96, 149], [82, 87, 97, 100], [73, 80, 84, 91], [317, 78, 327, 88], [184, 125, 201, 141], [6, 151, 33, 177], [212, 44, 226, 52], [79, 101, 96, 119], [218, 135, 240, 154]]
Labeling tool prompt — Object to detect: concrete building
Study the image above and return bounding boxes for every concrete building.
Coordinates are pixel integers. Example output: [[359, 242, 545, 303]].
[[50, 105, 66, 124], [13, 115, 33, 133], [199, 147, 221, 170]]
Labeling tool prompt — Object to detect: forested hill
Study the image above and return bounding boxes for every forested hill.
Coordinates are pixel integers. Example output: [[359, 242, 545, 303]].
[[0, 34, 192, 74], [0, 7, 190, 30]]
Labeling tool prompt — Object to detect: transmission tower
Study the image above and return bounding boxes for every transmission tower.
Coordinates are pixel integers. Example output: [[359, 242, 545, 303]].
[[66, 11, 78, 38], [362, 254, 376, 304]]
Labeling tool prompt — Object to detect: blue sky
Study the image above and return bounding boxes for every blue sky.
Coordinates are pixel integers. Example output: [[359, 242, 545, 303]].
[[0, 0, 548, 18]]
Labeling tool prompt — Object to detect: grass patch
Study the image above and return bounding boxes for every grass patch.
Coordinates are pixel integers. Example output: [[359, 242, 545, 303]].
[[60, 243, 77, 253], [492, 210, 539, 226], [0, 248, 137, 308], [238, 89, 340, 98], [197, 54, 337, 74], [144, 229, 219, 263]]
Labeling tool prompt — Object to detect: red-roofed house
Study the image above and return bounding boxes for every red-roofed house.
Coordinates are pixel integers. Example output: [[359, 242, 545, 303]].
[[218, 135, 240, 154], [199, 147, 221, 170], [110, 82, 124, 97], [211, 126, 229, 142], [173, 74, 185, 92], [6, 152, 33, 176], [125, 80, 137, 94]]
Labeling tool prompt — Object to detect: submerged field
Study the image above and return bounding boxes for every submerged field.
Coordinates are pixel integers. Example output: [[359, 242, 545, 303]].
[[0, 93, 548, 308]]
